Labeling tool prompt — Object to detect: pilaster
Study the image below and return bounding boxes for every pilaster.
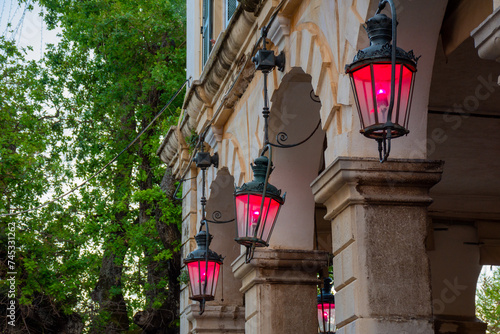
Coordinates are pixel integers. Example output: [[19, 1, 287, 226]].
[[232, 249, 329, 334], [311, 157, 444, 334]]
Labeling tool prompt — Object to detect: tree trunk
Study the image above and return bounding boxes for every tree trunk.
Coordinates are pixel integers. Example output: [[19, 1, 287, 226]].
[[90, 223, 130, 333], [90, 111, 135, 333], [134, 124, 181, 333]]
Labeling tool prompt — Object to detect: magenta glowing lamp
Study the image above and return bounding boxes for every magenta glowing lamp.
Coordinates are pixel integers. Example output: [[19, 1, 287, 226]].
[[184, 231, 223, 302], [345, 58, 416, 139], [317, 277, 335, 333], [345, 0, 419, 161], [234, 155, 285, 248]]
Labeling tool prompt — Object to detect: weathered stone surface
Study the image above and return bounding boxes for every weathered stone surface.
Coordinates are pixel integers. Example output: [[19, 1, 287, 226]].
[[232, 249, 329, 334]]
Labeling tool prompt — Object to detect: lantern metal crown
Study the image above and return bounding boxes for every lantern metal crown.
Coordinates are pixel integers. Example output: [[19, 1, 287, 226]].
[[345, 0, 419, 162], [234, 155, 285, 252]]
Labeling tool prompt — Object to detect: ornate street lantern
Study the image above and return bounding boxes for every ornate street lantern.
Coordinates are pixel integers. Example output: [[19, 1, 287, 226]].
[[181, 147, 224, 314], [317, 277, 335, 333], [234, 155, 285, 253], [345, 0, 419, 161], [184, 230, 223, 303]]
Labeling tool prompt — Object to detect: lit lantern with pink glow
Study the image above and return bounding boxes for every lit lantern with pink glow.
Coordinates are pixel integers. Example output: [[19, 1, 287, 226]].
[[317, 277, 335, 333], [234, 155, 285, 248], [345, 1, 418, 161], [184, 231, 223, 302]]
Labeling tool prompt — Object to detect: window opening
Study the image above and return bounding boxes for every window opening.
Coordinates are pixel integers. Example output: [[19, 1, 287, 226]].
[[202, 0, 213, 66]]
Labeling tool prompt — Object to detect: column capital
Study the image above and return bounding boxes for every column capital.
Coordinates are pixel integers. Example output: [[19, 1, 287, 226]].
[[311, 157, 444, 220], [231, 248, 329, 293], [471, 7, 500, 62], [185, 304, 245, 333], [231, 249, 329, 333]]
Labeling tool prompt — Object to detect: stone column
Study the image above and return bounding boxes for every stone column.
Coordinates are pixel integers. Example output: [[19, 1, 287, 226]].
[[311, 157, 443, 334], [232, 249, 329, 334]]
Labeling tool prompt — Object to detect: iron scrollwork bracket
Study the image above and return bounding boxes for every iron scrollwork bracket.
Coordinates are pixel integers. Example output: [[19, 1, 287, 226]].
[[268, 90, 322, 149], [206, 210, 235, 224]]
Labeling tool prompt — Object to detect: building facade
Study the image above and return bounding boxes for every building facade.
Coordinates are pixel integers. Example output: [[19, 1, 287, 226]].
[[157, 0, 500, 333]]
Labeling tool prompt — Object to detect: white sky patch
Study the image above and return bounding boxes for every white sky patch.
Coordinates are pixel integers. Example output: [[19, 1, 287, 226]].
[[480, 265, 498, 279], [1, 1, 60, 60]]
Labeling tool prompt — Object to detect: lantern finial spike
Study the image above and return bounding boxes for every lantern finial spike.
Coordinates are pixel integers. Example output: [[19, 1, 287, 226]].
[[322, 277, 334, 295]]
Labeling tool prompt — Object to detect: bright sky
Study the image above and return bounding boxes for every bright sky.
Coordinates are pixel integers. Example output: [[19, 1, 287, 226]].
[[0, 0, 60, 60]]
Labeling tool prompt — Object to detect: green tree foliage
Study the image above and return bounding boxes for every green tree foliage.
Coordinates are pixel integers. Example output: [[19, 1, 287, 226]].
[[1, 0, 186, 332], [477, 267, 500, 333], [0, 37, 83, 332]]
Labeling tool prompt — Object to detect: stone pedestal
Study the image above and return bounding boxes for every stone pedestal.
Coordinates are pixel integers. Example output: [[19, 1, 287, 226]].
[[311, 157, 444, 334], [185, 304, 245, 333], [232, 249, 329, 334]]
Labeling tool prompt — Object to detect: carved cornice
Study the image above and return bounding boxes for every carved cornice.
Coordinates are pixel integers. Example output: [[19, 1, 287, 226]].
[[158, 4, 261, 175], [232, 249, 329, 294], [156, 126, 179, 165], [239, 0, 264, 15]]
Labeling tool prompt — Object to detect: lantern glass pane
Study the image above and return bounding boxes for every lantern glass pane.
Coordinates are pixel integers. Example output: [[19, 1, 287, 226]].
[[392, 64, 414, 127], [351, 64, 375, 127], [351, 62, 415, 131], [371, 63, 394, 125], [235, 194, 249, 238], [317, 303, 335, 332], [260, 195, 280, 243], [235, 193, 281, 243], [187, 260, 220, 299]]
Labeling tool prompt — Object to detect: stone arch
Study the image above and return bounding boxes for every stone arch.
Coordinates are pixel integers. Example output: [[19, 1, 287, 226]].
[[265, 67, 327, 251], [425, 2, 500, 331], [269, 0, 453, 162], [287, 23, 340, 133]]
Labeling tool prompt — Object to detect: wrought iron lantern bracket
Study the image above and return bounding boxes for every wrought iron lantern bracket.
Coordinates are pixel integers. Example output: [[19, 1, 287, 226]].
[[252, 27, 286, 73], [184, 142, 227, 315]]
